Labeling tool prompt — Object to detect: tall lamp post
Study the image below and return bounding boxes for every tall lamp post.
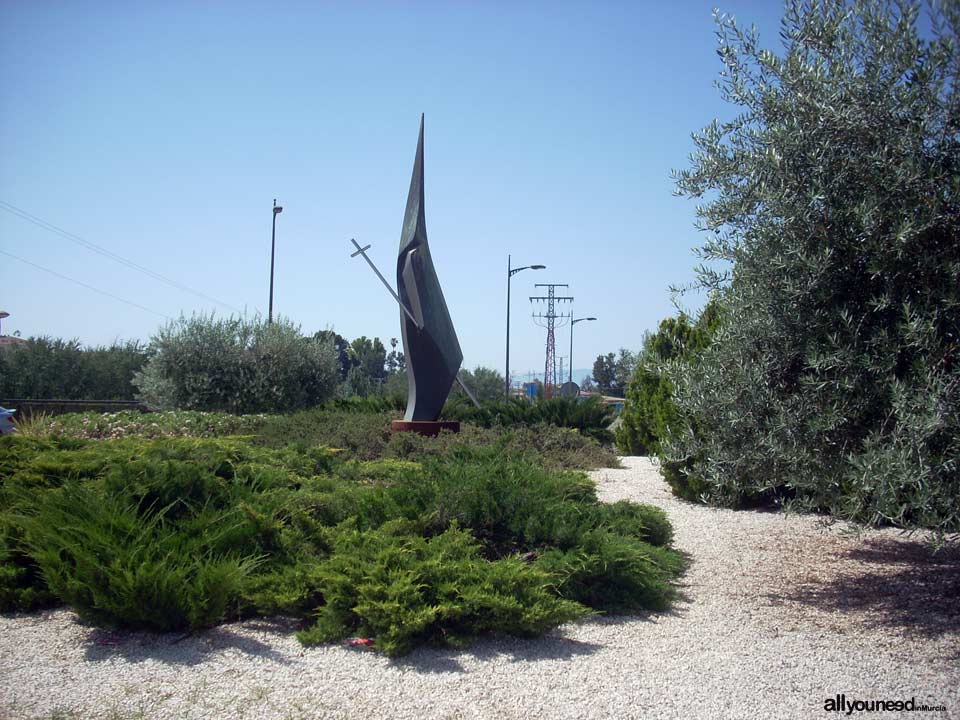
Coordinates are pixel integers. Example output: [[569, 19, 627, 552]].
[[505, 255, 545, 397], [268, 199, 283, 324], [569, 315, 597, 383]]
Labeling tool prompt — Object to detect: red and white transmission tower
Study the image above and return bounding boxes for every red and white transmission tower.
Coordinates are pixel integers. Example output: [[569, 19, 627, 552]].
[[530, 283, 572, 399]]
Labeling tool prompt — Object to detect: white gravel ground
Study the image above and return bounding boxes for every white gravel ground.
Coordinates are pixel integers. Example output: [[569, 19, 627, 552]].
[[1, 457, 957, 720]]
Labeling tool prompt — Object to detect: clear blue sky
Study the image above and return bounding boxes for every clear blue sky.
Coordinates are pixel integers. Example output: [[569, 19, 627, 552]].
[[0, 0, 785, 381]]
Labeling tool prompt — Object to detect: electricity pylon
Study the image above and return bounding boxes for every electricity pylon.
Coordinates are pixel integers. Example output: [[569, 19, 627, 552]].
[[530, 283, 572, 399]]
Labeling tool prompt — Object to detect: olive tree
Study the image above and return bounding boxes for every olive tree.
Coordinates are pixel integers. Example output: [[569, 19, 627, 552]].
[[663, 0, 960, 534], [134, 314, 338, 413]]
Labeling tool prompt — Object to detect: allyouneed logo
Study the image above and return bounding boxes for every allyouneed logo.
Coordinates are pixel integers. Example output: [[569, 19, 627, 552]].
[[824, 694, 946, 714]]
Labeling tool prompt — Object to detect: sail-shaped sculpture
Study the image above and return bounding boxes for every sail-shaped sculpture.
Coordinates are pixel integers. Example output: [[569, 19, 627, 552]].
[[397, 115, 463, 421]]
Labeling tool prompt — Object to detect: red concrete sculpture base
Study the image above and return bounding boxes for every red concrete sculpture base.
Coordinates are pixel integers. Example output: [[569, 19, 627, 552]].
[[390, 420, 460, 437]]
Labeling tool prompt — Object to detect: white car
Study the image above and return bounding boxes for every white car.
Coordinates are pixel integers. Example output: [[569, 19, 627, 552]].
[[0, 407, 17, 435]]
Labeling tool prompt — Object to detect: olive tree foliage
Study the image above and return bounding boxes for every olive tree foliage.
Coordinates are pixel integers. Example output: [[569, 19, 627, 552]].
[[662, 0, 960, 533], [134, 314, 339, 413]]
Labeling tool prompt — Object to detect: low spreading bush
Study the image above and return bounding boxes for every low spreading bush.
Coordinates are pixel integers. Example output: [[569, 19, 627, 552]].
[[296, 521, 588, 656], [17, 483, 261, 632], [442, 397, 616, 445], [535, 530, 684, 612], [24, 410, 265, 440], [327, 396, 405, 414], [0, 434, 681, 654], [24, 407, 619, 470]]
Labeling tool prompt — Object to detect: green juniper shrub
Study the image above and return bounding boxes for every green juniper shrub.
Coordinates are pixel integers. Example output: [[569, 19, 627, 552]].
[[328, 396, 405, 413], [382, 421, 617, 471], [22, 406, 619, 471], [255, 408, 396, 459], [1, 437, 330, 625], [588, 501, 673, 548], [15, 483, 262, 632], [503, 424, 618, 470], [0, 434, 680, 651], [441, 396, 616, 445], [534, 397, 616, 445], [535, 530, 685, 612], [412, 447, 598, 556], [296, 520, 590, 657], [0, 516, 57, 612], [0, 435, 150, 612]]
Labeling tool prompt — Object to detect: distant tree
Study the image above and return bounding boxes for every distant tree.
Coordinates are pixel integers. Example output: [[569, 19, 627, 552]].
[[343, 365, 376, 398], [451, 366, 505, 405], [0, 337, 147, 400], [0, 337, 84, 398], [349, 336, 387, 387], [80, 340, 150, 399], [613, 349, 639, 393], [385, 337, 405, 373], [591, 349, 637, 397], [592, 353, 618, 395], [314, 330, 352, 380], [381, 368, 408, 404]]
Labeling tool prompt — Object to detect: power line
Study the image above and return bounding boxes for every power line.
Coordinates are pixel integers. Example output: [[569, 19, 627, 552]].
[[0, 249, 172, 320], [0, 200, 244, 313]]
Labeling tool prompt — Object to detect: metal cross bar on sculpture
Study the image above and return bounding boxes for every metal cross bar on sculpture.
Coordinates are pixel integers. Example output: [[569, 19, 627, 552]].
[[348, 238, 481, 410], [350, 238, 422, 331]]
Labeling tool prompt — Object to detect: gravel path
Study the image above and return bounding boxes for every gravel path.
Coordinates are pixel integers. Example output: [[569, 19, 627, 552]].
[[2, 457, 957, 720]]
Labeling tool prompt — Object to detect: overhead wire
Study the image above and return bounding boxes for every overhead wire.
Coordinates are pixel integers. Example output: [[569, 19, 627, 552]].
[[0, 249, 172, 320], [0, 200, 245, 313]]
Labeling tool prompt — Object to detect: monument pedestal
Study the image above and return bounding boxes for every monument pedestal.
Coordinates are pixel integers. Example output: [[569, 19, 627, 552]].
[[391, 420, 460, 437]]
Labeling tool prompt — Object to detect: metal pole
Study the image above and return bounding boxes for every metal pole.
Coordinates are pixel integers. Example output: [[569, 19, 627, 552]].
[[505, 254, 511, 398], [269, 199, 277, 324], [568, 317, 595, 386], [507, 260, 545, 399], [349, 239, 422, 330]]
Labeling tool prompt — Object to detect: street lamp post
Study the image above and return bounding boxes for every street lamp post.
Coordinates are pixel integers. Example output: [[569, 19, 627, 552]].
[[268, 199, 283, 324], [505, 255, 546, 398], [569, 315, 597, 383]]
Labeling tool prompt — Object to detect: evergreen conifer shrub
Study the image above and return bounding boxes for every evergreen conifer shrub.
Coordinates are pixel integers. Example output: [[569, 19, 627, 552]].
[[1, 436, 683, 652], [617, 301, 720, 458]]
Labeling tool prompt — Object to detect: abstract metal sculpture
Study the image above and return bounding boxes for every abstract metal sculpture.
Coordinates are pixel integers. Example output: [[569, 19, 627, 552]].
[[395, 115, 463, 421], [349, 116, 472, 429]]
